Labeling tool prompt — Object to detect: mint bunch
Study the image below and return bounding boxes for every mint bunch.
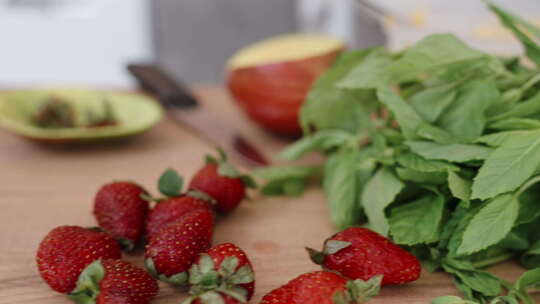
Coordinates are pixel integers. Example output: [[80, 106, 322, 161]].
[[256, 2, 540, 302]]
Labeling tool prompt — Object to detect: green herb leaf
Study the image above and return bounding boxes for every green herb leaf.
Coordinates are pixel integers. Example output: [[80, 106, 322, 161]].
[[458, 194, 519, 255], [279, 130, 352, 160], [522, 240, 540, 269], [362, 167, 404, 236], [376, 86, 423, 139], [471, 131, 540, 200], [254, 165, 321, 197], [488, 2, 540, 66], [437, 80, 500, 143], [448, 171, 473, 203], [514, 268, 540, 292], [337, 49, 394, 89], [411, 82, 458, 123], [476, 130, 539, 147], [301, 49, 379, 133], [323, 149, 361, 229], [158, 168, 183, 197], [491, 91, 540, 121], [406, 141, 492, 163], [431, 295, 478, 304], [397, 152, 459, 172], [389, 193, 446, 245], [396, 168, 448, 185], [488, 118, 540, 131]]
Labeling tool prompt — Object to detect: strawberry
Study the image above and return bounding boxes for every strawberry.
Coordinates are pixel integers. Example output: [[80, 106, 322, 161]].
[[260, 271, 381, 304], [69, 259, 158, 304], [307, 227, 421, 286], [188, 150, 256, 213], [145, 208, 215, 285], [145, 195, 212, 239], [259, 283, 294, 304], [185, 243, 255, 304], [94, 181, 149, 251], [36, 226, 122, 293]]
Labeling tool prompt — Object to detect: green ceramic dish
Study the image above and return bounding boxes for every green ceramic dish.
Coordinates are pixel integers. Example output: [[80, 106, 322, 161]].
[[0, 89, 163, 142]]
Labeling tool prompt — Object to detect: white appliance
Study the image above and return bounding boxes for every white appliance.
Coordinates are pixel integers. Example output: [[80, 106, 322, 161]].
[[0, 0, 153, 88]]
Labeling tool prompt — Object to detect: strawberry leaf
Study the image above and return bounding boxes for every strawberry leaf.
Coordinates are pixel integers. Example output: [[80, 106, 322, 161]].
[[187, 190, 217, 205], [69, 260, 105, 304], [324, 240, 352, 255], [229, 265, 254, 285], [145, 258, 188, 285], [346, 275, 383, 303], [158, 168, 183, 197], [216, 287, 248, 303], [219, 257, 239, 277], [199, 291, 226, 304]]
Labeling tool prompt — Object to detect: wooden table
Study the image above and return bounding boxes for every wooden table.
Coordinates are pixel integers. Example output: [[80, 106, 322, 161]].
[[0, 87, 537, 303]]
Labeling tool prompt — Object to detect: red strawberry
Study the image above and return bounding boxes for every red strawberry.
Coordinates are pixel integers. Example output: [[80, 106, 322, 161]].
[[94, 181, 149, 251], [145, 195, 212, 239], [186, 243, 255, 304], [307, 227, 421, 286], [189, 150, 256, 213], [260, 271, 381, 304], [145, 208, 215, 285], [36, 226, 122, 293], [69, 259, 158, 304], [259, 283, 294, 304]]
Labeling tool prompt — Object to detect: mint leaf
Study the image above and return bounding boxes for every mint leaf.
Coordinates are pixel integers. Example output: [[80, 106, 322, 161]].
[[376, 86, 423, 139], [411, 82, 458, 123], [514, 268, 540, 292], [431, 296, 478, 304], [471, 131, 540, 200], [158, 168, 183, 197], [337, 48, 394, 89], [301, 49, 379, 133], [491, 91, 540, 121], [361, 167, 404, 236], [389, 193, 445, 245], [254, 165, 321, 197], [388, 34, 485, 83], [522, 240, 540, 269], [323, 149, 361, 229], [417, 122, 462, 144], [397, 152, 459, 172], [279, 130, 352, 160], [443, 259, 502, 297], [406, 141, 492, 163], [488, 2, 540, 66], [458, 194, 519, 255], [515, 176, 540, 225], [396, 168, 447, 185], [488, 118, 540, 131], [448, 171, 473, 203], [476, 130, 539, 147], [438, 80, 500, 143]]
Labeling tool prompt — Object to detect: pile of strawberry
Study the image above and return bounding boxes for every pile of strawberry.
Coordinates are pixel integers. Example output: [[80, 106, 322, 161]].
[[36, 149, 423, 304], [36, 150, 257, 304]]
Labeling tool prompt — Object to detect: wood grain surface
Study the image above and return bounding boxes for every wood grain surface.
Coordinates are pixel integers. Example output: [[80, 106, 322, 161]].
[[0, 87, 537, 303]]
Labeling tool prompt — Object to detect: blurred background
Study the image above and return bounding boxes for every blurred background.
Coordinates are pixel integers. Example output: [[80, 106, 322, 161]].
[[1, 0, 538, 88]]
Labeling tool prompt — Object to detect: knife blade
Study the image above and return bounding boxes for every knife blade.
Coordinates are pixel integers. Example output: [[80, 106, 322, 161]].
[[127, 64, 269, 167]]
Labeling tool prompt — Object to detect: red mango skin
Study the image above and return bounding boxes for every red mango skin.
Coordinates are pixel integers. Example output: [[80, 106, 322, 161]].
[[227, 50, 342, 137]]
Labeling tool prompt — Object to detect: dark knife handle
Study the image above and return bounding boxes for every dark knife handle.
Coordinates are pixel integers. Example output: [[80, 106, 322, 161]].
[[127, 64, 198, 108]]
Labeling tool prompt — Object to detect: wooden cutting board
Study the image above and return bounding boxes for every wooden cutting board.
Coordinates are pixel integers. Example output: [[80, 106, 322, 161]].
[[0, 87, 537, 303]]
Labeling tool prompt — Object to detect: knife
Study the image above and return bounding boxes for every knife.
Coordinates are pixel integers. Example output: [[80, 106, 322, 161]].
[[127, 64, 269, 167]]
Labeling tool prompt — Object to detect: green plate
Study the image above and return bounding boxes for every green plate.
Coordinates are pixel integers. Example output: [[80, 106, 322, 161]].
[[0, 89, 163, 142]]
